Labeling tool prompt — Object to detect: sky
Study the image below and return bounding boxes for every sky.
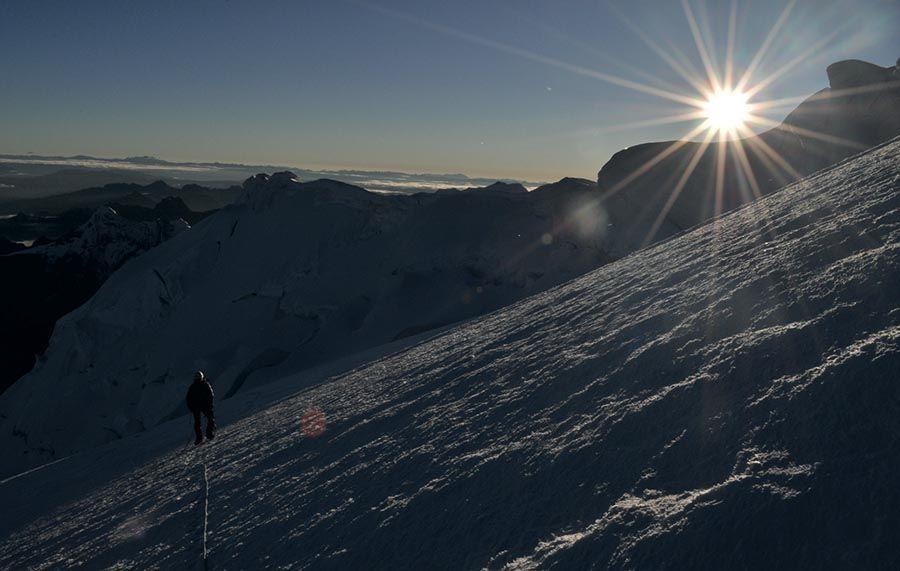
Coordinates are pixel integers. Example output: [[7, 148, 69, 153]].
[[0, 0, 897, 182]]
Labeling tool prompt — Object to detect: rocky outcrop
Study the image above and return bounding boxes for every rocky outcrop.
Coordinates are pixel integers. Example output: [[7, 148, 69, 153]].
[[108, 195, 206, 225], [0, 237, 26, 256]]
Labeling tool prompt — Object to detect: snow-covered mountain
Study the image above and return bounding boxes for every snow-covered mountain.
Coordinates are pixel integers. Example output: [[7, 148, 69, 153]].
[[0, 173, 613, 473], [1, 136, 897, 569]]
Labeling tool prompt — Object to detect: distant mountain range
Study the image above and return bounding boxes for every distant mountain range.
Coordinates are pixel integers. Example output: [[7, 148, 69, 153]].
[[0, 154, 544, 200], [0, 180, 241, 218]]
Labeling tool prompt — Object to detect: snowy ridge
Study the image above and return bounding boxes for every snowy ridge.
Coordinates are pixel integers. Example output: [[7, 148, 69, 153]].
[[1, 138, 898, 569]]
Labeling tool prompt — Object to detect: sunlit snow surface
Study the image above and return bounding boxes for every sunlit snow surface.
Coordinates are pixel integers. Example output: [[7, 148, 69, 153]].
[[2, 139, 899, 569]]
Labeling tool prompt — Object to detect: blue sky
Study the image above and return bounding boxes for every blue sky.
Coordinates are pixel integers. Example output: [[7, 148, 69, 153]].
[[1, 0, 897, 181]]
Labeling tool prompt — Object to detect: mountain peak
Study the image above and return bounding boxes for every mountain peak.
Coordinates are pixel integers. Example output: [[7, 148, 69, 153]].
[[145, 180, 172, 191], [481, 181, 527, 194], [533, 177, 597, 194], [241, 171, 300, 191], [826, 59, 897, 90], [238, 171, 302, 208], [238, 173, 375, 210]]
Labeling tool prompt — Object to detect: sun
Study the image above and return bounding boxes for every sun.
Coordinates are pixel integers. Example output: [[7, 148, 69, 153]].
[[703, 89, 750, 135]]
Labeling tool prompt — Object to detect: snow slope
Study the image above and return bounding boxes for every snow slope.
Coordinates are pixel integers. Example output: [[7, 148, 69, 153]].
[[2, 138, 898, 569], [0, 174, 612, 474]]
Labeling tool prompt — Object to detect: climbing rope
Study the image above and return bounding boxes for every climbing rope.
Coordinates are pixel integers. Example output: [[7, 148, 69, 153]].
[[201, 459, 210, 570], [175, 437, 211, 569]]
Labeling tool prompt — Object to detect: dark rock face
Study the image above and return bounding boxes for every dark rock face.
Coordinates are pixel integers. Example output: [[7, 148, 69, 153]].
[[596, 59, 900, 253], [0, 202, 202, 395], [0, 237, 26, 255], [0, 209, 94, 243], [107, 196, 209, 225], [0, 253, 104, 395]]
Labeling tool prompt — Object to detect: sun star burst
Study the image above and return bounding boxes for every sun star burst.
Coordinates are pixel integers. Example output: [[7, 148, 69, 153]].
[[703, 89, 750, 134]]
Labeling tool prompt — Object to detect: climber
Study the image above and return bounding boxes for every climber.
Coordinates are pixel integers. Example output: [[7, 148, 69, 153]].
[[186, 370, 216, 445]]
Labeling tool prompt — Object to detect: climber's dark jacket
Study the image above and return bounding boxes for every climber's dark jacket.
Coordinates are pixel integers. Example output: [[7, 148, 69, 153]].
[[186, 379, 214, 413]]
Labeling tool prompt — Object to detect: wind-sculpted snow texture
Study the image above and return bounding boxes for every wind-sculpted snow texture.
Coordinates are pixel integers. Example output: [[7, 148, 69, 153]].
[[1, 139, 899, 569]]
